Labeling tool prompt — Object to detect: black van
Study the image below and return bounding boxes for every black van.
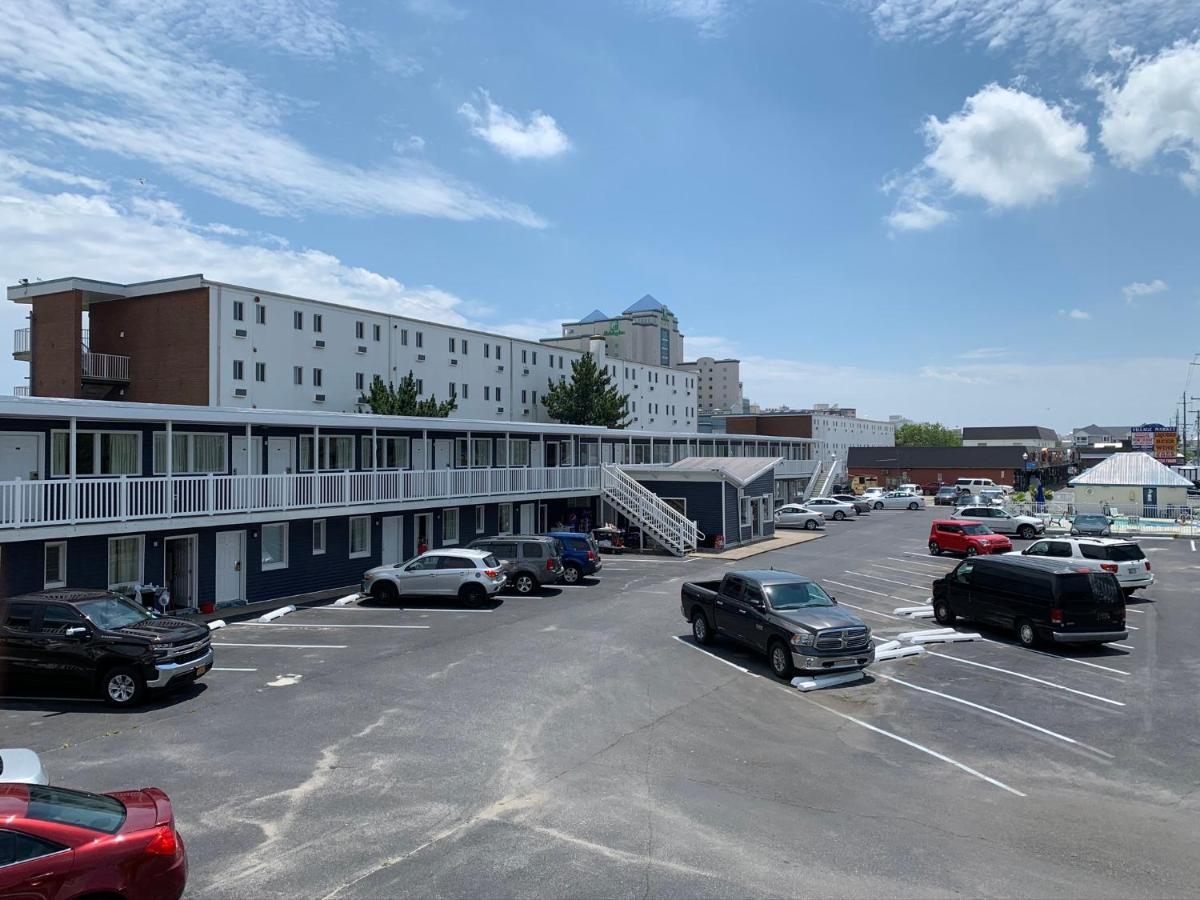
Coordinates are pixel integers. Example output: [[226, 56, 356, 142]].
[[931, 555, 1126, 648]]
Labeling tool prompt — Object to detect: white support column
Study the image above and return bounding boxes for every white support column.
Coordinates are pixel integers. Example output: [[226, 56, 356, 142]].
[[244, 423, 251, 475], [68, 416, 77, 524], [370, 426, 378, 502], [165, 420, 173, 517], [313, 425, 320, 472]]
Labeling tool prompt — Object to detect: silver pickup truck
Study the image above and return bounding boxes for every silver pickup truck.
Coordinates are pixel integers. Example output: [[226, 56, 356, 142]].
[[681, 570, 875, 679]]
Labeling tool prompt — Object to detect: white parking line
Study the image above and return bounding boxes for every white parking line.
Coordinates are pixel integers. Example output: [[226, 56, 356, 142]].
[[315, 606, 494, 614], [825, 579, 912, 604], [835, 600, 906, 622], [845, 571, 928, 590], [672, 635, 759, 676], [212, 667, 258, 672], [1127, 608, 1145, 615], [975, 637, 1129, 676], [891, 556, 953, 571], [230, 622, 430, 630], [212, 641, 348, 649], [922, 651, 1125, 706], [1125, 624, 1139, 631], [1107, 643, 1135, 651]]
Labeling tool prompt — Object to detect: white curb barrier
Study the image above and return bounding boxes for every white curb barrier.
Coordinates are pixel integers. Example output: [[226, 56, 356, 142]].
[[895, 628, 953, 642], [874, 645, 925, 662], [790, 670, 868, 692], [910, 632, 981, 644], [258, 605, 297, 623], [332, 593, 363, 607], [208, 619, 226, 631], [873, 640, 901, 654], [893, 605, 935, 617]]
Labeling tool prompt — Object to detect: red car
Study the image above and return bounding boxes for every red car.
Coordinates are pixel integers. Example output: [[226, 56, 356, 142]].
[[0, 782, 186, 900], [928, 519, 1012, 557]]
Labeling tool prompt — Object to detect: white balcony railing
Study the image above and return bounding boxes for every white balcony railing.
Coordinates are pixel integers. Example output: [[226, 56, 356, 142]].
[[81, 351, 130, 381], [0, 465, 602, 531], [776, 459, 819, 477], [12, 386, 29, 397], [13, 328, 30, 355]]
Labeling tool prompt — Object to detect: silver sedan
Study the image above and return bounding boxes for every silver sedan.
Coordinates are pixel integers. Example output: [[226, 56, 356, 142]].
[[774, 504, 825, 530], [872, 491, 927, 510], [805, 497, 859, 520]]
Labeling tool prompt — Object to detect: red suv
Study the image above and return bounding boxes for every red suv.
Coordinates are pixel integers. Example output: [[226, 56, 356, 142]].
[[929, 519, 1012, 557]]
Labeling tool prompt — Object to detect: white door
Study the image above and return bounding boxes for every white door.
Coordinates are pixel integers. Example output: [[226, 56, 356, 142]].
[[413, 439, 428, 470], [231, 437, 262, 475], [215, 530, 245, 604], [434, 439, 452, 469], [531, 441, 544, 467], [267, 438, 294, 474], [0, 434, 41, 481], [520, 503, 535, 534], [381, 516, 404, 566]]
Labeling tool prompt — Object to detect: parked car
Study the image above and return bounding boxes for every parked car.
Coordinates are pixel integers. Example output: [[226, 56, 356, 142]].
[[806, 497, 858, 520], [1011, 537, 1153, 595], [831, 493, 873, 514], [362, 548, 507, 607], [0, 749, 47, 785], [922, 482, 942, 497], [929, 520, 1012, 557], [681, 571, 874, 679], [872, 491, 926, 510], [590, 526, 625, 554], [862, 486, 886, 500], [951, 505, 1044, 539], [979, 488, 1008, 506], [1070, 514, 1113, 537], [898, 483, 923, 496], [467, 535, 564, 594], [934, 485, 961, 506], [0, 591, 213, 707], [954, 477, 1002, 494], [546, 531, 603, 583], [829, 483, 852, 494], [0, 782, 187, 900], [932, 555, 1127, 647], [774, 504, 825, 530]]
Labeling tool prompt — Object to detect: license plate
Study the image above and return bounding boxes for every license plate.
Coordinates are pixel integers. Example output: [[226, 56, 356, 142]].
[[195, 665, 208, 678], [1128, 567, 1139, 574]]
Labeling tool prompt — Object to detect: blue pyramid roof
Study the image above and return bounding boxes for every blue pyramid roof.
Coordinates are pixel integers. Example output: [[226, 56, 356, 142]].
[[579, 309, 610, 323], [623, 294, 663, 314]]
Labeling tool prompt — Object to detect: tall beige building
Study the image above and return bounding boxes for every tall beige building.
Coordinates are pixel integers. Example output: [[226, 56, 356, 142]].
[[678, 356, 743, 414], [541, 295, 684, 368]]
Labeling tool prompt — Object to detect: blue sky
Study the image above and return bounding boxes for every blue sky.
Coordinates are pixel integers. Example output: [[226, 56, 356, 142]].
[[2, 0, 1200, 430]]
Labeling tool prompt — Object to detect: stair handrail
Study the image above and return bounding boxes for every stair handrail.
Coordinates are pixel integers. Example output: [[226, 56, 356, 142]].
[[601, 464, 702, 553]]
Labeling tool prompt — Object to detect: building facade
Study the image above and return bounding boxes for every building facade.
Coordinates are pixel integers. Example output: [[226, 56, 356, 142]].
[[677, 357, 743, 415], [961, 426, 1060, 449], [1071, 424, 1134, 447], [847, 446, 1071, 490], [720, 412, 895, 467], [10, 277, 698, 433], [541, 294, 684, 369]]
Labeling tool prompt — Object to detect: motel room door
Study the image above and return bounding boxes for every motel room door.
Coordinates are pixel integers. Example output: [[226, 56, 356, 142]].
[[215, 530, 246, 605], [381, 516, 404, 566]]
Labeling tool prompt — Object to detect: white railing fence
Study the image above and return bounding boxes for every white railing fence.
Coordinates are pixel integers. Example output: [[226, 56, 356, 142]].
[[999, 499, 1200, 536], [601, 464, 701, 556], [801, 459, 824, 501], [13, 328, 30, 355], [0, 466, 602, 530], [81, 351, 130, 381]]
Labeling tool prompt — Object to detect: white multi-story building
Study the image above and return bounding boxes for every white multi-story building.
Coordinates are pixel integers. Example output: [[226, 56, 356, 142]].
[[677, 356, 743, 414], [10, 276, 698, 433]]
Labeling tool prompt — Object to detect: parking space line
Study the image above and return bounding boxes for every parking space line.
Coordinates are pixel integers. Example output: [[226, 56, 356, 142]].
[[825, 579, 912, 603], [212, 641, 348, 649], [316, 606, 494, 613], [873, 673, 1094, 750], [671, 636, 760, 676], [835, 600, 905, 622], [1107, 643, 1135, 651], [212, 667, 258, 672], [922, 651, 1125, 706], [229, 622, 430, 630], [975, 637, 1129, 676], [845, 571, 929, 591], [1127, 608, 1146, 614], [889, 556, 952, 571]]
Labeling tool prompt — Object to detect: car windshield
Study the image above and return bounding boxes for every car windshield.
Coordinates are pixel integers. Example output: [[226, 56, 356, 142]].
[[1074, 516, 1107, 527], [765, 581, 835, 609], [76, 594, 154, 630], [24, 784, 126, 834], [961, 524, 992, 535]]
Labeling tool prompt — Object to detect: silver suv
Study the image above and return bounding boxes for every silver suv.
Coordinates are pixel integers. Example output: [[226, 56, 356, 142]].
[[952, 505, 1044, 539], [467, 535, 565, 594], [362, 548, 506, 608]]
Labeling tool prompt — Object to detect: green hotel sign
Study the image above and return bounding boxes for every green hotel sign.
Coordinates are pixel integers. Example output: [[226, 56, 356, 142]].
[[603, 322, 624, 337]]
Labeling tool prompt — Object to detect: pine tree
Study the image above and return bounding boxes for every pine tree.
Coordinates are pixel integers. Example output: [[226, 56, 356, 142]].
[[541, 352, 630, 428], [359, 373, 457, 417]]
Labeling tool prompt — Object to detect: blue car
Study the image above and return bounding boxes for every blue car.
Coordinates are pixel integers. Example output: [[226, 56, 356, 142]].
[[545, 531, 603, 584]]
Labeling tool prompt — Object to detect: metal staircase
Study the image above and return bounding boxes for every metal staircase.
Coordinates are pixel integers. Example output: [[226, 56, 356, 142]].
[[813, 457, 841, 498], [801, 459, 824, 501], [601, 465, 702, 556]]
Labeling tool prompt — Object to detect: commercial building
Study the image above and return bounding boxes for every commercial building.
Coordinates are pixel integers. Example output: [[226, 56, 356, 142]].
[[1071, 424, 1134, 447], [10, 276, 698, 433], [961, 426, 1060, 450], [677, 357, 743, 415], [719, 411, 895, 468], [1069, 452, 1193, 514], [541, 294, 684, 369], [847, 446, 1066, 491]]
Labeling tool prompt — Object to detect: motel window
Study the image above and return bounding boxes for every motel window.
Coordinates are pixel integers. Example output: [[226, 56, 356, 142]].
[[415, 378, 424, 394], [495, 387, 502, 403], [356, 321, 365, 340], [366, 437, 410, 469], [461, 383, 469, 400], [449, 382, 457, 399], [485, 344, 491, 359], [293, 366, 303, 385], [256, 305, 266, 325], [44, 542, 67, 589], [484, 386, 491, 401], [496, 438, 529, 468], [261, 523, 288, 571], [373, 323, 381, 341], [495, 344, 501, 359], [294, 310, 303, 329], [349, 516, 370, 558], [153, 432, 227, 474], [313, 314, 323, 333], [475, 505, 485, 533], [313, 368, 323, 388], [233, 360, 244, 381], [449, 337, 457, 353], [51, 431, 140, 477], [415, 331, 423, 349], [472, 439, 492, 468], [443, 508, 459, 545], [255, 362, 266, 382], [401, 328, 408, 346], [299, 435, 354, 471], [355, 372, 365, 391], [312, 519, 326, 555], [522, 349, 527, 364], [232, 300, 244, 321], [107, 535, 144, 588], [498, 503, 513, 535], [462, 339, 469, 355], [741, 498, 752, 528]]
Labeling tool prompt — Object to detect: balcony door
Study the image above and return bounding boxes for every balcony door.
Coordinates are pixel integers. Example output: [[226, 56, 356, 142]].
[[0, 433, 41, 481], [231, 437, 262, 475], [267, 438, 294, 474]]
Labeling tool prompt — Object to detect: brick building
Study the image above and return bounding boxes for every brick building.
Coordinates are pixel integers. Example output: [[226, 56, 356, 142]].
[[848, 446, 1041, 490]]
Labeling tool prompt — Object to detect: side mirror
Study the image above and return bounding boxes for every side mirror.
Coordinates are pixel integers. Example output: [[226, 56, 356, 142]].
[[65, 626, 88, 638], [830, 596, 838, 604]]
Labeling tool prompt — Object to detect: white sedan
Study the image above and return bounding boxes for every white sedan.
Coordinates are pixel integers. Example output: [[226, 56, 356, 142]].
[[774, 504, 825, 530], [871, 491, 927, 510], [805, 497, 858, 520]]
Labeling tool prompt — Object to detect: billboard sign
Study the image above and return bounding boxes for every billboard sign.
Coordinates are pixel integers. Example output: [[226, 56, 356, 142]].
[[1154, 431, 1178, 462], [1132, 424, 1177, 460]]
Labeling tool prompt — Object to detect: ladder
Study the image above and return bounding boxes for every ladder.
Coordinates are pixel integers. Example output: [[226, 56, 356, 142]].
[[601, 465, 702, 556]]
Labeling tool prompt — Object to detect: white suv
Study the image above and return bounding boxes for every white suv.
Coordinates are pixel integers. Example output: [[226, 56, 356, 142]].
[[1010, 537, 1153, 594], [951, 505, 1045, 539], [362, 548, 507, 607]]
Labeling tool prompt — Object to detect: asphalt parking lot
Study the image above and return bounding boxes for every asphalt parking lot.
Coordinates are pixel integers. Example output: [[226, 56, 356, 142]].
[[4, 509, 1200, 898]]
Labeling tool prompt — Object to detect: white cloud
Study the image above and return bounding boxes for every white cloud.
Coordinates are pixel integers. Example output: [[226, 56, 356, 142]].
[[1122, 279, 1169, 303], [957, 347, 1011, 359], [855, 0, 1200, 61], [1058, 308, 1092, 320], [459, 91, 572, 161], [1098, 40, 1200, 190], [886, 197, 951, 232], [634, 0, 733, 36], [0, 1, 543, 227], [148, 0, 353, 59]]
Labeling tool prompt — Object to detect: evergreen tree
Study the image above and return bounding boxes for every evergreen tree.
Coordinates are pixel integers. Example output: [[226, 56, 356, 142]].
[[895, 422, 962, 447], [541, 352, 630, 428], [359, 373, 457, 417]]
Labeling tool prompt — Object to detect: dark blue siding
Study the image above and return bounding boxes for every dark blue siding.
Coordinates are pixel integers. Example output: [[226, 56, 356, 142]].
[[633, 480, 723, 544]]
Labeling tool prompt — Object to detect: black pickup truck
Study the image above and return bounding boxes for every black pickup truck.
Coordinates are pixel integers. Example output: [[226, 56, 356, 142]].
[[0, 590, 213, 706], [681, 570, 874, 679]]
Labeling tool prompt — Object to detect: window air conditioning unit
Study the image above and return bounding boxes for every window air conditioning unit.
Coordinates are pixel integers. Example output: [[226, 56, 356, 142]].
[[234, 328, 247, 338], [496, 365, 504, 372], [314, 339, 326, 349], [314, 393, 326, 402], [356, 345, 367, 354], [417, 354, 426, 361], [497, 406, 504, 413], [523, 408, 530, 416], [523, 368, 530, 375], [234, 388, 247, 397], [449, 358, 458, 366]]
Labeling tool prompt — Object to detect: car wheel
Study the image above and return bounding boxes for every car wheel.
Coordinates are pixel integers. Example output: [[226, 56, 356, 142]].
[[929, 541, 940, 556], [874, 501, 884, 510], [371, 581, 399, 604], [1016, 619, 1039, 648], [768, 640, 795, 680], [908, 502, 920, 510], [459, 584, 487, 608], [513, 572, 536, 595], [966, 545, 978, 557], [933, 599, 956, 626], [804, 519, 817, 530], [692, 610, 714, 645], [833, 510, 845, 521], [101, 667, 145, 707], [1018, 525, 1035, 540], [562, 563, 582, 584]]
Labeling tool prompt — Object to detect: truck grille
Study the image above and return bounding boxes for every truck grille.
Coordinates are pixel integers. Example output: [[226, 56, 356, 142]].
[[156, 637, 211, 663], [815, 627, 870, 651]]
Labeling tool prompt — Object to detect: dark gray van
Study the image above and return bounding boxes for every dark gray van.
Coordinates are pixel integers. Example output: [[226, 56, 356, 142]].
[[931, 555, 1127, 648], [467, 535, 565, 594]]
